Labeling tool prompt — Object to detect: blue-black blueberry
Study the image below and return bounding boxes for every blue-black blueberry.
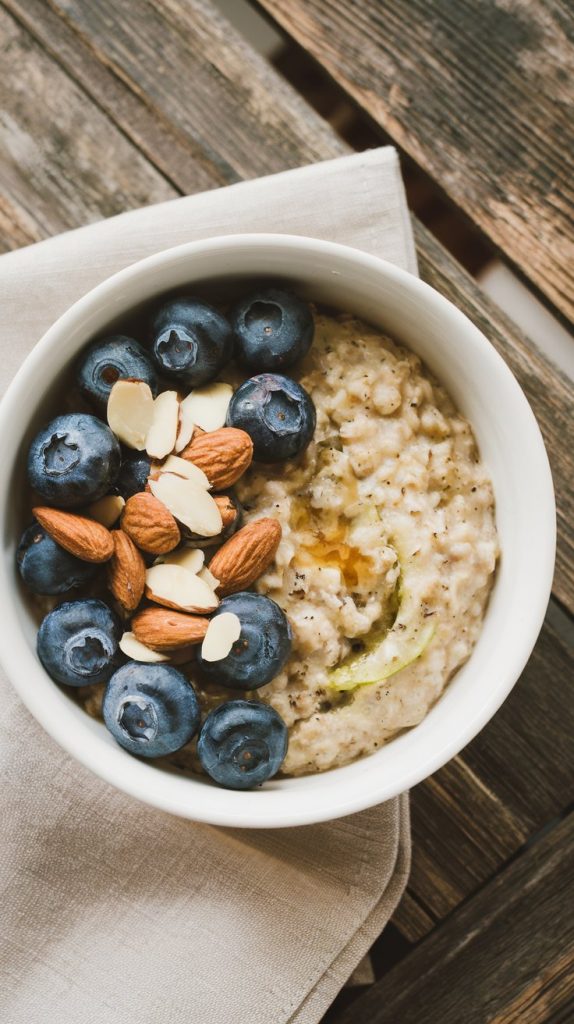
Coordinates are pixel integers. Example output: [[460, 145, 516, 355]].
[[103, 662, 200, 758], [76, 335, 157, 409], [37, 598, 123, 687], [27, 413, 121, 508], [197, 592, 292, 689], [197, 699, 288, 789], [149, 297, 233, 387], [230, 287, 314, 371], [114, 448, 151, 499], [17, 522, 97, 595], [226, 373, 315, 462]]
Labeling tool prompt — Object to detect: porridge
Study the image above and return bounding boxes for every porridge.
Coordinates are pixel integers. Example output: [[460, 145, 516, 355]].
[[19, 288, 498, 789], [236, 313, 498, 775]]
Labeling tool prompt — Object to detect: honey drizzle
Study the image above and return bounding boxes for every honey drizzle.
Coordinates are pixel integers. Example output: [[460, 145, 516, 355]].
[[290, 498, 375, 589]]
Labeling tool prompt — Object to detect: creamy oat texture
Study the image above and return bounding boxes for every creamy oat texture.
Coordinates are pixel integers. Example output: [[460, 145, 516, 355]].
[[74, 311, 498, 778], [235, 313, 498, 776]]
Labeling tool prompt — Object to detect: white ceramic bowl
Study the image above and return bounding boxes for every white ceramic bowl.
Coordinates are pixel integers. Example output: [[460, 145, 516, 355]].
[[0, 235, 555, 828]]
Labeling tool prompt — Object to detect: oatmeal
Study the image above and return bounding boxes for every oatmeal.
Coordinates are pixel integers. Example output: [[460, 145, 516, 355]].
[[22, 292, 498, 788], [235, 313, 498, 775]]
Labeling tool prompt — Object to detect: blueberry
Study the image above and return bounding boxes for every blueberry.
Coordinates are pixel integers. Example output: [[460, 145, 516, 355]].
[[76, 335, 157, 409], [231, 288, 314, 371], [149, 298, 233, 387], [114, 448, 151, 499], [197, 700, 288, 789], [103, 662, 200, 758], [197, 592, 291, 690], [17, 522, 97, 595], [37, 599, 122, 687], [226, 373, 316, 462], [27, 413, 121, 508]]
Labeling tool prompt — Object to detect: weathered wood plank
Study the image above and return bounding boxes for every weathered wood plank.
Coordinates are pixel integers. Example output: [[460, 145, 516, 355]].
[[0, 3, 174, 251], [1, 0, 572, 959], [4, 0, 573, 613], [256, 0, 574, 325], [6, 0, 341, 187], [1, 0, 216, 197], [394, 602, 574, 940], [331, 809, 574, 1023]]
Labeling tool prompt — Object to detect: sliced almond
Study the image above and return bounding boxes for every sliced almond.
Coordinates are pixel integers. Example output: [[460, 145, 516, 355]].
[[107, 380, 154, 450], [120, 631, 169, 663], [146, 390, 179, 459], [107, 530, 146, 612], [208, 517, 282, 595], [86, 494, 125, 528], [160, 454, 210, 489], [180, 427, 253, 490], [149, 474, 222, 538], [121, 491, 180, 554], [198, 565, 220, 590], [33, 507, 114, 563], [155, 547, 205, 574], [132, 607, 210, 651], [183, 382, 233, 433], [201, 612, 241, 662], [174, 393, 195, 453], [183, 494, 240, 547], [145, 563, 219, 613]]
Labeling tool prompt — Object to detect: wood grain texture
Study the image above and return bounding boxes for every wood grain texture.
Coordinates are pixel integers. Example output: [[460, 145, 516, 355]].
[[6, 0, 341, 188], [0, 0, 573, 973], [0, 3, 173, 251], [330, 809, 574, 1023], [2, 0, 214, 197], [395, 603, 574, 940], [3, 0, 573, 612], [257, 0, 574, 325]]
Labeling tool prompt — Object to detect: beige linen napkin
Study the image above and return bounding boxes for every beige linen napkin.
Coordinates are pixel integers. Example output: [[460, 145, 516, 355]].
[[0, 148, 413, 1024]]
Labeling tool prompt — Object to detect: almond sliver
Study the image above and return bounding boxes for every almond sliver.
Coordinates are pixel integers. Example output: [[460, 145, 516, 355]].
[[149, 473, 223, 537], [107, 380, 154, 450], [201, 612, 241, 662], [146, 390, 179, 459], [174, 393, 195, 453], [160, 454, 210, 489], [86, 494, 125, 528], [197, 565, 220, 590], [145, 563, 219, 612], [119, 631, 169, 663], [184, 382, 233, 432], [155, 547, 205, 574]]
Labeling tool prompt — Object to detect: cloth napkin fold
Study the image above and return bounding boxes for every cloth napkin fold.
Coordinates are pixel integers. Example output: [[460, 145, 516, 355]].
[[0, 148, 414, 1024]]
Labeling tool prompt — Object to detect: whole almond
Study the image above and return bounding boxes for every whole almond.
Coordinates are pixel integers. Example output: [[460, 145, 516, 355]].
[[121, 492, 180, 554], [215, 494, 239, 532], [33, 506, 114, 563], [132, 607, 210, 651], [180, 427, 253, 489], [107, 530, 146, 612], [208, 517, 281, 595]]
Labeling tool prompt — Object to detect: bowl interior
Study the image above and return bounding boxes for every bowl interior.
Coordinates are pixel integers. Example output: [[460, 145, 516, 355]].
[[0, 235, 555, 827]]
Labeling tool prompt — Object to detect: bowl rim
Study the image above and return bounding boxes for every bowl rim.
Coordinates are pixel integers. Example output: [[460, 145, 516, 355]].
[[0, 233, 556, 827]]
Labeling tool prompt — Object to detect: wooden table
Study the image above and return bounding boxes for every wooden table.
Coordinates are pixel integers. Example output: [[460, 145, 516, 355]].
[[1, 1, 572, 1019]]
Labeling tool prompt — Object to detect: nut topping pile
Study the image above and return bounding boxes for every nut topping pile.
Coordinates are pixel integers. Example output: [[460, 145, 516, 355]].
[[19, 287, 315, 789]]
